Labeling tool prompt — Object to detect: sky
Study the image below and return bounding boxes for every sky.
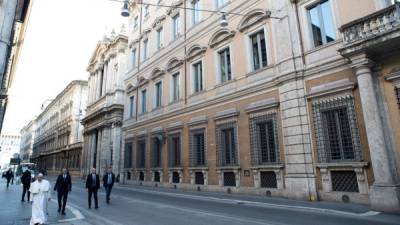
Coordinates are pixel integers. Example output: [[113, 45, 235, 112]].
[[2, 0, 126, 135]]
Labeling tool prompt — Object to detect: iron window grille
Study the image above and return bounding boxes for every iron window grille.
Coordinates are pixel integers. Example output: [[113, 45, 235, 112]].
[[189, 129, 207, 167], [249, 113, 279, 165], [260, 171, 277, 188], [216, 122, 239, 167], [154, 171, 161, 182], [139, 171, 145, 181], [195, 172, 205, 185], [312, 96, 362, 163], [151, 137, 162, 168], [223, 172, 236, 186], [331, 171, 359, 192], [168, 133, 182, 167], [396, 87, 400, 107], [124, 142, 133, 168], [172, 172, 180, 183], [136, 139, 146, 168]]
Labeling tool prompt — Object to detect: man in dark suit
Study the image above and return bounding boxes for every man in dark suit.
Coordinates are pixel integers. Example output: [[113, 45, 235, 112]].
[[86, 168, 100, 209], [102, 167, 115, 204], [21, 169, 31, 202], [54, 168, 72, 215], [4, 168, 14, 188]]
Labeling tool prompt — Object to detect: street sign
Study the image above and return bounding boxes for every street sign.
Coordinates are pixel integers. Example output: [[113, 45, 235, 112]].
[[10, 158, 21, 165]]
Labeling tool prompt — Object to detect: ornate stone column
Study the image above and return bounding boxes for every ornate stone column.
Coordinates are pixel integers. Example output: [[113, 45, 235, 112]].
[[351, 54, 400, 212]]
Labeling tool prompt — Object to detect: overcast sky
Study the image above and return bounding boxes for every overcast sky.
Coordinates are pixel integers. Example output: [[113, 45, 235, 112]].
[[2, 0, 126, 135]]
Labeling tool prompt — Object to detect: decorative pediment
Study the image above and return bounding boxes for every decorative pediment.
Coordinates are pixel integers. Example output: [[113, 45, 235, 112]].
[[237, 9, 270, 32], [208, 28, 236, 48], [126, 84, 135, 93], [166, 57, 184, 72], [186, 45, 207, 61], [140, 28, 151, 40], [138, 76, 149, 87], [151, 67, 165, 80], [129, 38, 140, 48], [152, 15, 166, 29]]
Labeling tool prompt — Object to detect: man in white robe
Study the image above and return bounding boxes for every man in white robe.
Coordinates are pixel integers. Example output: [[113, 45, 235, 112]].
[[29, 173, 51, 225]]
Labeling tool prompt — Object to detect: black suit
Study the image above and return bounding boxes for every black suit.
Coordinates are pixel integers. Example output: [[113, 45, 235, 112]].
[[86, 173, 100, 208], [54, 173, 72, 213], [21, 170, 31, 201], [102, 172, 115, 203]]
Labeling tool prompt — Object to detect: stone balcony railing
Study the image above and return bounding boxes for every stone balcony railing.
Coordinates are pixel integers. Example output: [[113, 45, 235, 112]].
[[340, 2, 400, 46]]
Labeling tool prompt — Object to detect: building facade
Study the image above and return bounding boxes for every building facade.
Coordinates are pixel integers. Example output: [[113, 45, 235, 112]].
[[120, 0, 400, 212], [0, 134, 21, 169], [31, 80, 88, 177], [81, 33, 128, 177], [19, 118, 36, 162], [0, 0, 32, 133]]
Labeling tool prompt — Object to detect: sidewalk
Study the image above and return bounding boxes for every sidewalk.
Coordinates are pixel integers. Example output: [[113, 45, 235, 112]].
[[0, 179, 76, 225]]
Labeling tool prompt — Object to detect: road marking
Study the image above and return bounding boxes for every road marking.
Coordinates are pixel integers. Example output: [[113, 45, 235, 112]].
[[115, 186, 381, 218], [50, 199, 85, 222]]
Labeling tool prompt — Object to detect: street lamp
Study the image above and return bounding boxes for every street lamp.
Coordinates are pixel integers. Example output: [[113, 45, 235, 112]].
[[220, 13, 228, 27], [121, 0, 130, 17]]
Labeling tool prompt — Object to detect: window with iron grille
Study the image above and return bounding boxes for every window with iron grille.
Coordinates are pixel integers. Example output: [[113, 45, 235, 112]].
[[172, 172, 180, 183], [396, 87, 400, 107], [216, 122, 238, 167], [312, 96, 362, 163], [124, 142, 133, 168], [168, 134, 181, 167], [223, 172, 236, 186], [331, 171, 359, 192], [189, 129, 206, 167], [195, 172, 204, 185], [139, 171, 144, 181], [136, 139, 146, 168], [260, 171, 277, 188], [151, 138, 162, 168], [154, 171, 160, 182], [249, 113, 279, 165]]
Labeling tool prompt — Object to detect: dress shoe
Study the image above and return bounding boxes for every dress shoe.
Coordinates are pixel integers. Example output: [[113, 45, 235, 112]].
[[62, 212, 66, 215]]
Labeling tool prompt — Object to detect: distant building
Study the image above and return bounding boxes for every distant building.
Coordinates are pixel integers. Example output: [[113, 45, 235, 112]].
[[19, 118, 36, 162], [0, 0, 32, 133], [30, 80, 88, 176], [0, 134, 21, 169], [81, 31, 128, 176]]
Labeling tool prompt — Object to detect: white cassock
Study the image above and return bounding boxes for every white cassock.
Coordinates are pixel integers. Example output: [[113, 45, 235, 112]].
[[29, 180, 51, 225]]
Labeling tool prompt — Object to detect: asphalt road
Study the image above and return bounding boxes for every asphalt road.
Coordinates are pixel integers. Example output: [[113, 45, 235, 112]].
[[58, 180, 400, 225]]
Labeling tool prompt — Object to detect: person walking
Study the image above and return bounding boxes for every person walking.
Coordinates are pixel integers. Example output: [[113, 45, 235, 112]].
[[102, 167, 115, 204], [4, 168, 14, 188], [29, 173, 51, 225], [86, 168, 100, 209], [21, 169, 32, 202], [54, 168, 71, 215]]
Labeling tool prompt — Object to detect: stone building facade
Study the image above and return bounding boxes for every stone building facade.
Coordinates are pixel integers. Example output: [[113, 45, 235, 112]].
[[19, 118, 36, 162], [31, 80, 88, 177], [81, 33, 128, 177], [0, 134, 21, 169], [118, 0, 400, 212]]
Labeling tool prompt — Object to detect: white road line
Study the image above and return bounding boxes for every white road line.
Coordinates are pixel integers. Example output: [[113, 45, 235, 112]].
[[50, 199, 85, 222], [114, 186, 381, 218]]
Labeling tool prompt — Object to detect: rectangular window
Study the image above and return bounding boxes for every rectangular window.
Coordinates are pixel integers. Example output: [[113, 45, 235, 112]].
[[222, 128, 236, 165], [194, 132, 205, 166], [134, 16, 138, 29], [156, 27, 163, 50], [250, 30, 267, 70], [169, 134, 181, 167], [260, 171, 277, 188], [248, 114, 279, 164], [131, 49, 137, 69], [143, 39, 148, 60], [171, 73, 180, 102], [192, 0, 200, 25], [128, 96, 134, 118], [173, 14, 181, 40], [322, 107, 355, 161], [155, 81, 162, 108], [124, 143, 133, 168], [331, 171, 359, 192], [395, 87, 400, 107], [216, 0, 228, 8], [137, 140, 146, 168], [141, 89, 147, 113], [193, 62, 203, 93], [218, 47, 232, 83], [144, 4, 149, 17], [308, 0, 336, 47], [152, 138, 162, 168]]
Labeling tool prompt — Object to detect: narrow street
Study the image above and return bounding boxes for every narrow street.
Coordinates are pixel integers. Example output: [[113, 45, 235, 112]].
[[1, 178, 400, 225]]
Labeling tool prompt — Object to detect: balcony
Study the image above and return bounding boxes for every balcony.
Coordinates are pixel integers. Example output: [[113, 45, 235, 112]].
[[339, 3, 400, 57]]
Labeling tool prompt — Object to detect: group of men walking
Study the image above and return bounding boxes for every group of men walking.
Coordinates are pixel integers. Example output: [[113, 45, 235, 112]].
[[2, 167, 116, 225]]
